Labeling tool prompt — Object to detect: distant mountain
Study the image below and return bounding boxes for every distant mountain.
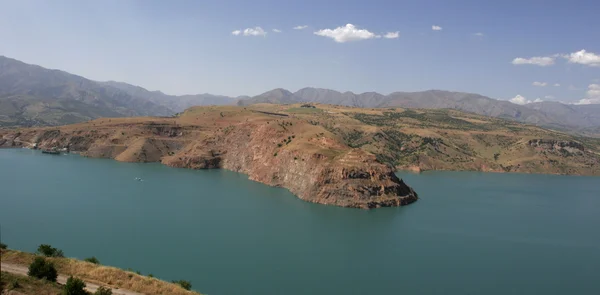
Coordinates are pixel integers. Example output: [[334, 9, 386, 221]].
[[2, 55, 600, 133], [240, 87, 600, 132], [0, 56, 238, 127], [238, 87, 387, 107], [0, 56, 173, 126], [103, 81, 237, 112]]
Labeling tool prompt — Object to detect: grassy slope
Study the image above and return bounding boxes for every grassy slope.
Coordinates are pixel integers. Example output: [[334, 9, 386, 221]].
[[1, 271, 63, 295], [0, 249, 200, 295]]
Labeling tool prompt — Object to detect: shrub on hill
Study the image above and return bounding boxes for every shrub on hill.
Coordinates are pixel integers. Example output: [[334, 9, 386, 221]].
[[37, 244, 64, 257], [172, 280, 192, 290], [94, 286, 112, 295], [28, 257, 58, 282], [84, 257, 100, 264], [63, 276, 88, 295], [0, 242, 7, 249]]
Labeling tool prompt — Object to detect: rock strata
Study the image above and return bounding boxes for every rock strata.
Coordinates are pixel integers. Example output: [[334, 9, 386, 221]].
[[0, 107, 418, 209]]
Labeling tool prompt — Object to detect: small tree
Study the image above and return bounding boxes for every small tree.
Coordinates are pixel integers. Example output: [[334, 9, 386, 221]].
[[63, 276, 89, 295], [28, 257, 58, 282], [94, 286, 112, 295], [84, 257, 100, 264], [172, 280, 192, 291], [0, 242, 7, 249], [37, 244, 64, 257]]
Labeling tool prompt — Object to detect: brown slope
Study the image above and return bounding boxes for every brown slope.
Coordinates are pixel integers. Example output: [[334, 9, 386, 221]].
[[0, 106, 418, 209]]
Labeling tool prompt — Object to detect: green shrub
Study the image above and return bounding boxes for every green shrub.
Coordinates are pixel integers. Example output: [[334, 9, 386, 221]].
[[94, 286, 112, 295], [172, 280, 192, 290], [0, 242, 7, 249], [28, 257, 58, 282], [37, 244, 64, 257], [10, 280, 20, 289], [63, 276, 89, 295], [84, 257, 100, 264]]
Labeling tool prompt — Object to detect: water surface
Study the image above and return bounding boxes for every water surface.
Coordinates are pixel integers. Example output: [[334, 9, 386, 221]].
[[1, 149, 599, 294]]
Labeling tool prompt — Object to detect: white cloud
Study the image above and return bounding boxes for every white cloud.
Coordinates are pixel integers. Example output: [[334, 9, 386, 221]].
[[509, 95, 528, 105], [575, 99, 599, 105], [544, 95, 555, 99], [509, 95, 541, 105], [314, 24, 379, 43], [512, 56, 555, 66], [243, 27, 267, 36], [383, 31, 399, 39], [574, 84, 600, 105], [272, 29, 281, 33], [554, 83, 560, 87], [588, 84, 600, 96], [473, 32, 484, 37], [432, 25, 442, 31], [563, 49, 600, 67], [532, 81, 548, 87], [293, 25, 308, 30], [232, 27, 267, 37]]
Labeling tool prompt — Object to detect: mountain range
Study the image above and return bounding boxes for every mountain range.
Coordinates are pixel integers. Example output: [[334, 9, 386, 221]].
[[240, 88, 600, 135], [0, 56, 237, 126], [1, 55, 600, 136]]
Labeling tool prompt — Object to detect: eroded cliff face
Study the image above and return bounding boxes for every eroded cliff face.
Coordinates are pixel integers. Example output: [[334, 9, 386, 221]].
[[0, 108, 418, 209]]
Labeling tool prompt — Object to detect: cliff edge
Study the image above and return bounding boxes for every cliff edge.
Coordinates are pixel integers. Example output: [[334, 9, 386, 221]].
[[0, 105, 418, 209]]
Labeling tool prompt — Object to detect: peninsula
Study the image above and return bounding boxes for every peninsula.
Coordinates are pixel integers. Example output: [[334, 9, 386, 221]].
[[2, 103, 600, 208], [0, 104, 421, 209]]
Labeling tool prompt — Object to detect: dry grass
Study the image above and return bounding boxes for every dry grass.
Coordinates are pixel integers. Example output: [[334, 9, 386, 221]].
[[1, 271, 63, 295], [1, 249, 201, 295]]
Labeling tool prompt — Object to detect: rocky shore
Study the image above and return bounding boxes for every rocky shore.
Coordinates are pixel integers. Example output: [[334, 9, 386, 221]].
[[0, 107, 418, 209]]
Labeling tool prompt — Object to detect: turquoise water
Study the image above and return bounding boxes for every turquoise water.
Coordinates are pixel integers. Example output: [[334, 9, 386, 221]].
[[1, 148, 599, 295]]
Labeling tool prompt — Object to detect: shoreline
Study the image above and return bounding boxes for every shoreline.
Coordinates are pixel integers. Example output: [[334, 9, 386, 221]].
[[4, 147, 599, 179]]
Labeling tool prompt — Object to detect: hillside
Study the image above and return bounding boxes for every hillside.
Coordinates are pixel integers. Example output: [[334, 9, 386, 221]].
[[102, 81, 238, 112], [0, 56, 237, 127], [240, 87, 600, 133], [0, 249, 199, 295], [3, 55, 600, 134], [0, 56, 173, 127], [2, 104, 599, 208]]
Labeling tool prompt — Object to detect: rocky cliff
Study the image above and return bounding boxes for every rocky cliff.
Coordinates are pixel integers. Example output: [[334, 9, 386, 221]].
[[0, 106, 418, 209]]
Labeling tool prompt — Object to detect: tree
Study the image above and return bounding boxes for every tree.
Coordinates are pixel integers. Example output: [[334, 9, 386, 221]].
[[0, 242, 7, 249], [28, 257, 58, 282], [94, 286, 112, 295], [172, 280, 192, 290], [84, 257, 100, 264], [63, 276, 89, 295], [37, 244, 64, 257]]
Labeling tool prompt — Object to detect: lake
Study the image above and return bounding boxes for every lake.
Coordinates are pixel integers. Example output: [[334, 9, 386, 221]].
[[1, 148, 599, 295]]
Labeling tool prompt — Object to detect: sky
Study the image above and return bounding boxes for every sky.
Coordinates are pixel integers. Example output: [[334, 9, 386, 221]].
[[0, 0, 599, 104]]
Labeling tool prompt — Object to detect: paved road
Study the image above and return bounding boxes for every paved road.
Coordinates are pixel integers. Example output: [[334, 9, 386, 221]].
[[1, 262, 144, 295]]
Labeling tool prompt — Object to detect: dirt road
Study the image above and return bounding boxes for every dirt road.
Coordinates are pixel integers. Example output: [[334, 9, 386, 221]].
[[1, 262, 144, 295]]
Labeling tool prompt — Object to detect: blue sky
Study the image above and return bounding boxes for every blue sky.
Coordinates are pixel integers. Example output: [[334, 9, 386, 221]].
[[0, 0, 599, 104]]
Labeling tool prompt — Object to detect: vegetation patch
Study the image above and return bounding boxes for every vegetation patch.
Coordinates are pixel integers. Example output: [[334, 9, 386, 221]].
[[2, 249, 201, 295]]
